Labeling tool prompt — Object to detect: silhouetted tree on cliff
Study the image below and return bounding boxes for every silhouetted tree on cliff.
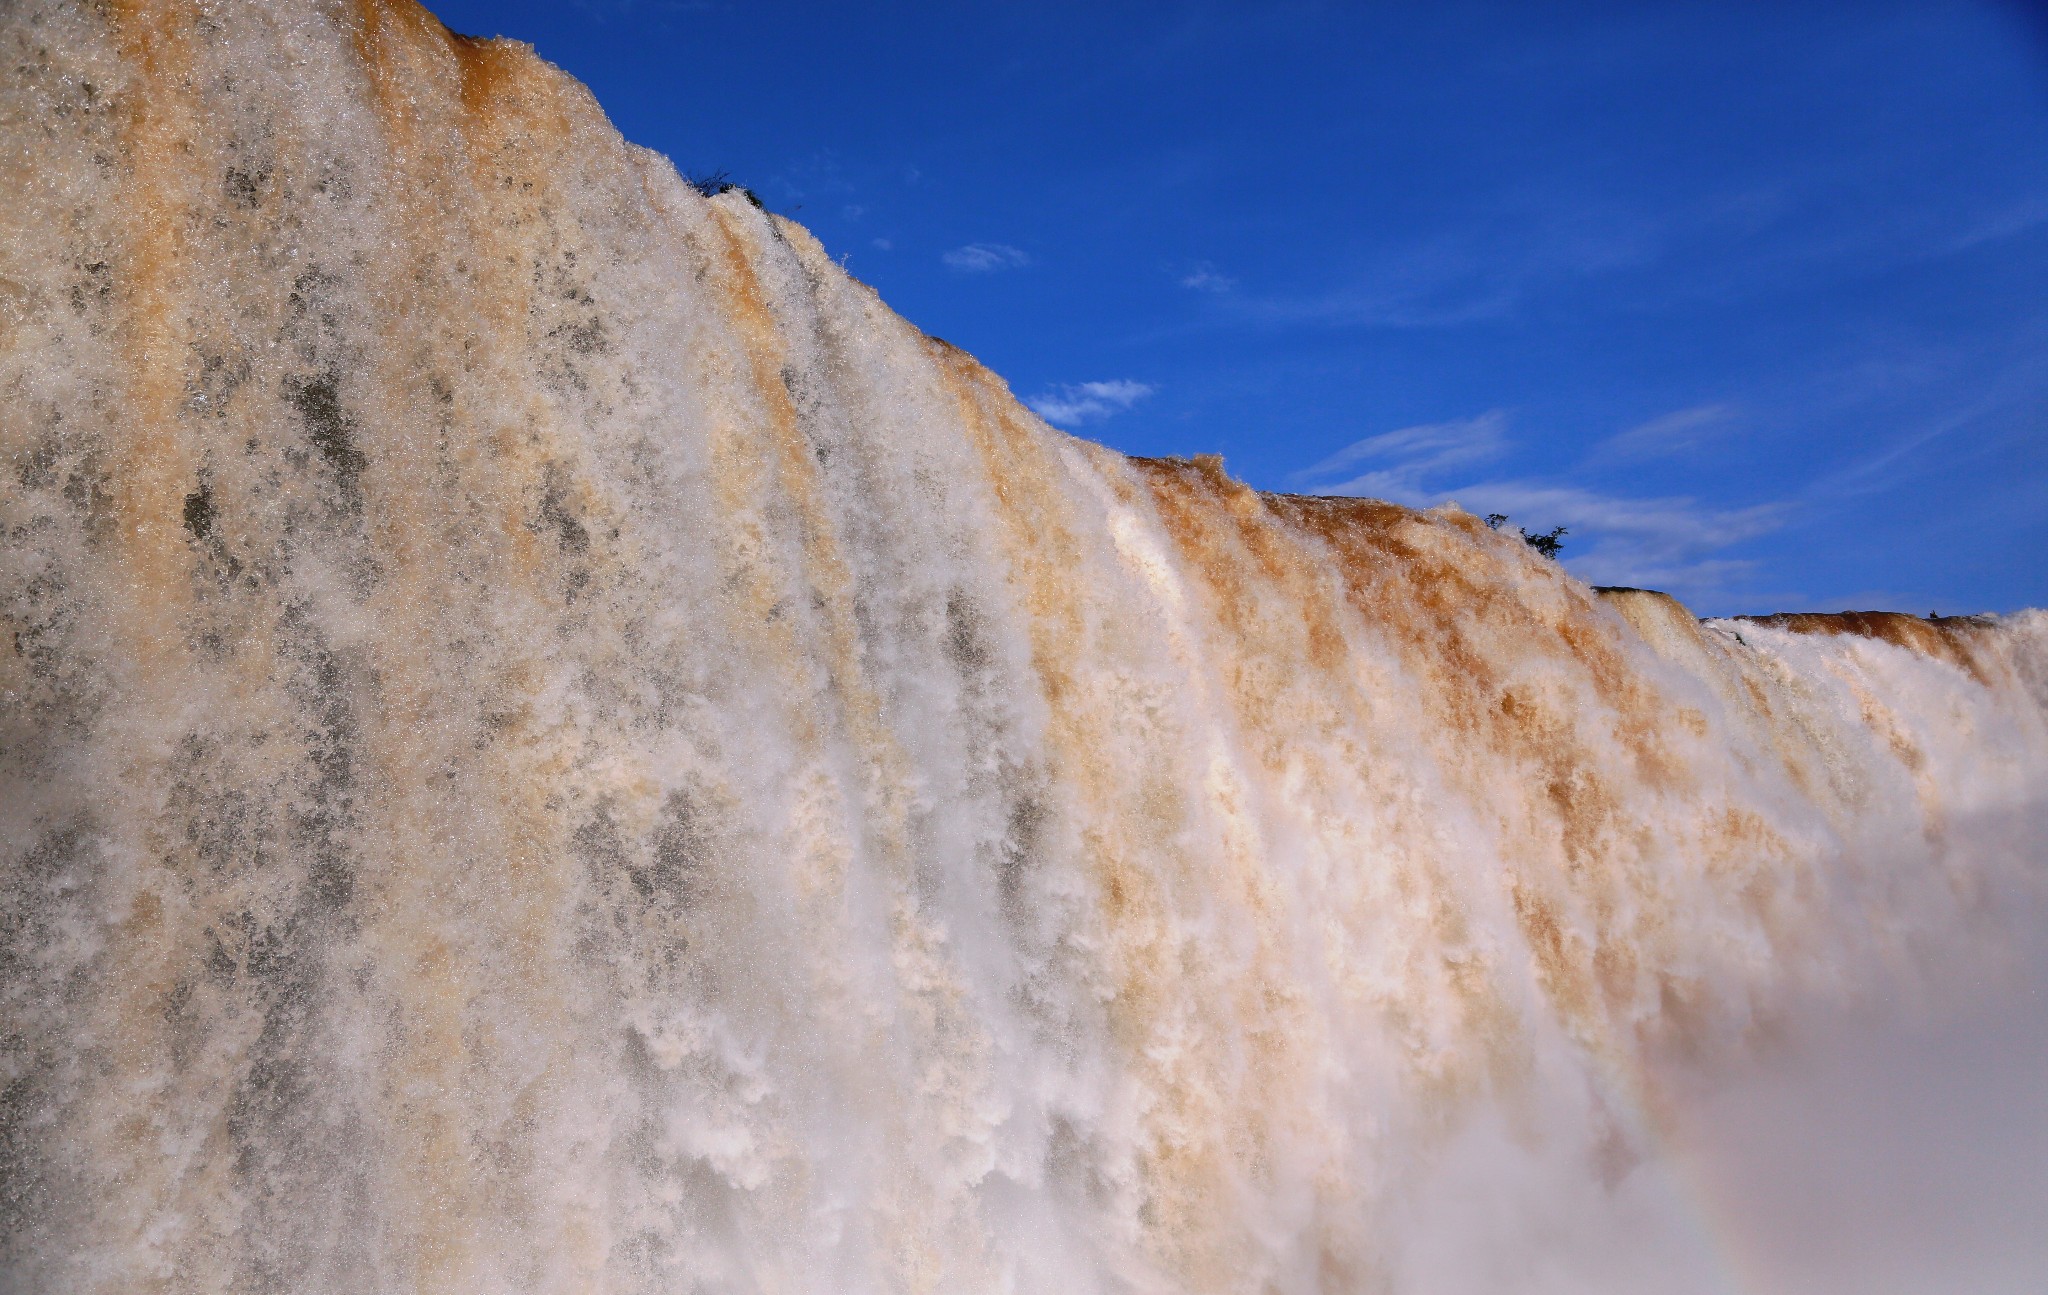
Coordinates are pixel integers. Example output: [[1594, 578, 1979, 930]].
[[685, 169, 769, 210], [1484, 513, 1567, 559]]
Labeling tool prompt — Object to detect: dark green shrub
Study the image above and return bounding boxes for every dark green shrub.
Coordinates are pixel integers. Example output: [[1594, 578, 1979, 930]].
[[1523, 526, 1567, 559], [1483, 513, 1566, 559], [685, 169, 768, 210]]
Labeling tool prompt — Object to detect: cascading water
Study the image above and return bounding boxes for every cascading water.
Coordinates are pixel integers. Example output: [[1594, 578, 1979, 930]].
[[3, 3, 2044, 1291]]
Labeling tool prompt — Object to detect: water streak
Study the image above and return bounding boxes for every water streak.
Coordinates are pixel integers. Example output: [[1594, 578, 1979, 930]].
[[2, 3, 2044, 1290]]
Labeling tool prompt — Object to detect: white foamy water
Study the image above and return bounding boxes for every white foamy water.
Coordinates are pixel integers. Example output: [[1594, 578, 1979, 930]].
[[3, 4, 2045, 1291]]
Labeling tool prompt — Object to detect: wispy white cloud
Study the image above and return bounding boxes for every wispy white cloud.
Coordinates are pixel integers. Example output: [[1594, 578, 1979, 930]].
[[1294, 409, 1785, 598], [1181, 161, 2036, 342], [1799, 393, 2006, 502], [1291, 411, 1509, 500], [1944, 195, 2048, 254], [569, 0, 717, 18], [1029, 380, 1155, 426], [1218, 204, 1666, 332], [1233, 274, 1516, 331], [1443, 481, 1783, 591], [943, 243, 1031, 273], [871, 237, 893, 251], [1595, 403, 1738, 462], [1180, 262, 1237, 292]]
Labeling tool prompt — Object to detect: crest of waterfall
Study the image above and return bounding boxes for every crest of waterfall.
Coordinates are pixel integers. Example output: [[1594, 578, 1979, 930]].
[[2, 3, 2044, 1291]]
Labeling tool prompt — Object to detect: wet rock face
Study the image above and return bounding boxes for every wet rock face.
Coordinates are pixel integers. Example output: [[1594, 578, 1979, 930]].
[[3, 3, 2047, 1291]]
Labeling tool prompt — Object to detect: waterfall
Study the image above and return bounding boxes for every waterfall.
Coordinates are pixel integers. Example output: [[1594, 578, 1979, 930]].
[[3, 3, 2043, 1290]]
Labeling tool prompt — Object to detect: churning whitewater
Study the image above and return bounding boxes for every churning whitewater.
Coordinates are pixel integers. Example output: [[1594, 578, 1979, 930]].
[[2, 3, 2045, 1292]]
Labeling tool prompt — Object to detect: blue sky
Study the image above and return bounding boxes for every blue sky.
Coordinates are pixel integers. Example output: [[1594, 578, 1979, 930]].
[[431, 0, 2048, 615]]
